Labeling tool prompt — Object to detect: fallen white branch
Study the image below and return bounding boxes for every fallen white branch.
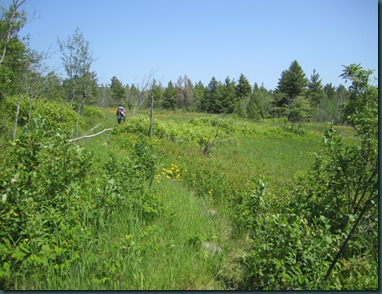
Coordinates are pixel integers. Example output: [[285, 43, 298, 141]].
[[84, 122, 102, 135], [68, 128, 113, 142]]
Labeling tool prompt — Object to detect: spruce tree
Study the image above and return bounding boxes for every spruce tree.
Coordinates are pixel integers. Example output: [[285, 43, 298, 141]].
[[110, 76, 125, 103], [221, 76, 237, 113], [307, 69, 324, 108], [162, 81, 177, 110], [204, 76, 219, 113], [275, 60, 308, 107], [236, 73, 252, 100], [192, 81, 207, 112]]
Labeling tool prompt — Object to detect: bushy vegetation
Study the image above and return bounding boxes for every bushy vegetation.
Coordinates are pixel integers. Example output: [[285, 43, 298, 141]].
[[0, 2, 377, 288], [0, 115, 163, 289]]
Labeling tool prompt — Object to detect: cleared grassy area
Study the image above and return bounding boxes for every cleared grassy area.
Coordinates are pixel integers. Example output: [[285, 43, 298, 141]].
[[6, 109, 359, 290]]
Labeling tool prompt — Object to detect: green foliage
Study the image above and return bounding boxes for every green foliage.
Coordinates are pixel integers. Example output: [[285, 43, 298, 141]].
[[1, 98, 375, 290], [282, 95, 314, 134], [306, 69, 325, 107], [0, 118, 94, 288], [0, 116, 163, 289], [247, 83, 273, 120], [0, 2, 28, 100], [275, 60, 308, 107], [240, 180, 339, 290], [236, 74, 252, 100], [58, 28, 98, 105], [238, 65, 378, 290], [0, 96, 81, 137], [81, 104, 106, 127], [109, 76, 125, 103], [162, 81, 177, 110]]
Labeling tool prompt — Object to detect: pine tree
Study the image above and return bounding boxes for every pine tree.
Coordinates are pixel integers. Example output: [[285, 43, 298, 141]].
[[162, 81, 177, 110], [307, 69, 325, 120], [248, 83, 273, 119], [203, 76, 219, 113], [275, 60, 308, 107], [324, 83, 336, 100], [192, 81, 207, 112], [148, 79, 163, 109], [307, 69, 324, 108], [221, 76, 237, 113], [110, 76, 125, 103], [236, 73, 252, 100]]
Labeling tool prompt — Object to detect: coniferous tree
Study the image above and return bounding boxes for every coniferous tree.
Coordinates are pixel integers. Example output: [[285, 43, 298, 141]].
[[275, 60, 308, 107], [203, 76, 219, 113], [324, 83, 336, 100], [236, 73, 252, 100], [248, 83, 273, 119], [221, 76, 237, 113], [235, 73, 251, 117], [162, 81, 177, 110], [307, 69, 324, 108], [192, 81, 206, 112], [273, 60, 308, 119], [109, 76, 125, 104], [307, 69, 325, 120], [148, 79, 163, 108], [334, 84, 348, 122]]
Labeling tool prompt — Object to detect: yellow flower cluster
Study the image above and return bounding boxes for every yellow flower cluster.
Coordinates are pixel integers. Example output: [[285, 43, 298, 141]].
[[157, 163, 187, 182]]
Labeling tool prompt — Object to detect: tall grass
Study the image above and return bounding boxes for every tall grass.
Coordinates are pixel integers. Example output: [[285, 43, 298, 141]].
[[3, 108, 359, 290], [17, 179, 230, 290]]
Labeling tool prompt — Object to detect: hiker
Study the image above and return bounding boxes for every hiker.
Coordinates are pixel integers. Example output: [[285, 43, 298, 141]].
[[116, 104, 126, 124]]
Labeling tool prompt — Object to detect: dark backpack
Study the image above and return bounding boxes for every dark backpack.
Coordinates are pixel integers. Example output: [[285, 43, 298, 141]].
[[117, 107, 125, 118]]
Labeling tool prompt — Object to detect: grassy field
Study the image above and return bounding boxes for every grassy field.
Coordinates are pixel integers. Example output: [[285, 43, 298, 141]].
[[3, 107, 362, 290], [63, 109, 357, 290]]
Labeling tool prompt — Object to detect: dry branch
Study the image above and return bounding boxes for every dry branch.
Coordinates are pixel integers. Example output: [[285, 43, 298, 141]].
[[67, 128, 113, 142]]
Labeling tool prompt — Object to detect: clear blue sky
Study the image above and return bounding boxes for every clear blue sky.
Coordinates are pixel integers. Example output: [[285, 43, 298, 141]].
[[7, 0, 379, 89]]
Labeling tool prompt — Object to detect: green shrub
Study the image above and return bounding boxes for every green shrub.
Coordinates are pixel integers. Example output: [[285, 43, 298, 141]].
[[0, 117, 164, 289], [0, 96, 81, 136]]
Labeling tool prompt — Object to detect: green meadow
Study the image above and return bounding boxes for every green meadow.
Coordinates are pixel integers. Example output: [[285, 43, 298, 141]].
[[1, 106, 376, 290]]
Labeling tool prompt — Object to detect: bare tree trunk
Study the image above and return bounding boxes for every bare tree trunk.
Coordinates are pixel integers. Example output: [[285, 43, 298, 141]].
[[12, 68, 23, 139], [0, 0, 26, 66], [12, 89, 21, 140], [324, 194, 377, 280], [149, 95, 154, 137], [131, 69, 155, 116], [76, 84, 87, 137]]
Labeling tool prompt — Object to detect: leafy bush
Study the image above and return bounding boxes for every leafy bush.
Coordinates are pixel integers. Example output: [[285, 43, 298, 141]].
[[82, 105, 107, 127], [238, 65, 378, 290], [0, 117, 164, 289], [0, 96, 81, 136], [0, 118, 94, 288]]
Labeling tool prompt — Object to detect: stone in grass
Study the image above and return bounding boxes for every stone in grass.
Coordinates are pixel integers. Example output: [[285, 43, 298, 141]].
[[202, 241, 223, 255]]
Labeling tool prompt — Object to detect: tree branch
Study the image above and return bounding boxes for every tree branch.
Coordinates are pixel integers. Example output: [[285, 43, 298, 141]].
[[67, 128, 113, 142]]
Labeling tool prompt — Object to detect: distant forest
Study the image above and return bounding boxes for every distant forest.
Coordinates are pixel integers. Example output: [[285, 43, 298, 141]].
[[0, 1, 366, 126]]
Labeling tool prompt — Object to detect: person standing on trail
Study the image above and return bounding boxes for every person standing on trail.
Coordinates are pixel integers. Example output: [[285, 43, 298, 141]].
[[116, 104, 126, 124]]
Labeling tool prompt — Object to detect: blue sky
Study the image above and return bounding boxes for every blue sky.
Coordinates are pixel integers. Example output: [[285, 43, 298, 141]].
[[7, 0, 379, 89]]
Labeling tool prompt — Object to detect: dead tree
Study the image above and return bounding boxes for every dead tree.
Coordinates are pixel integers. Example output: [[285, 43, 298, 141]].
[[131, 69, 155, 116]]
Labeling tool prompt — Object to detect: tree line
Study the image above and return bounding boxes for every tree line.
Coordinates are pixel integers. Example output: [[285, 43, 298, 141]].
[[0, 0, 367, 129]]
